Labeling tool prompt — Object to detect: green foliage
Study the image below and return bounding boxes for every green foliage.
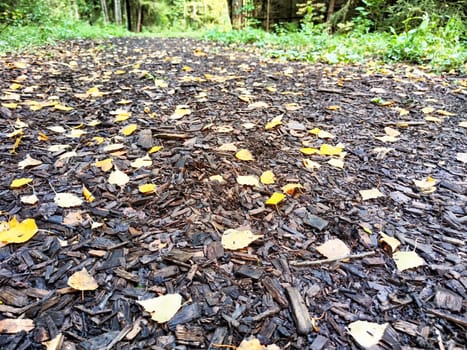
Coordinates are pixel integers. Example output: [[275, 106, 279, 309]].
[[0, 0, 51, 27]]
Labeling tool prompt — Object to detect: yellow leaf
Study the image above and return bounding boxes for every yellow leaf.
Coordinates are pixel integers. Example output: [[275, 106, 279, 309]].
[[309, 128, 335, 139], [87, 120, 101, 127], [116, 99, 132, 105], [302, 159, 321, 169], [328, 158, 344, 169], [120, 123, 137, 136], [0, 217, 38, 245], [300, 147, 319, 155], [103, 143, 125, 152], [284, 102, 301, 111], [326, 105, 340, 111], [436, 109, 455, 116], [67, 268, 98, 291], [235, 149, 254, 161], [209, 175, 226, 183], [92, 136, 105, 145], [237, 338, 263, 350], [47, 125, 66, 133], [359, 188, 384, 200], [18, 155, 42, 169], [53, 103, 73, 111], [115, 69, 126, 75], [421, 107, 434, 114], [348, 321, 388, 348], [47, 144, 71, 153], [265, 192, 285, 205], [413, 177, 436, 193], [38, 132, 48, 141], [108, 167, 130, 187], [424, 116, 442, 122], [394, 107, 410, 116], [7, 129, 23, 138], [10, 178, 33, 189], [319, 144, 343, 156], [170, 106, 191, 120], [260, 170, 275, 185], [217, 143, 238, 152], [2, 102, 18, 109], [82, 185, 95, 203], [282, 183, 304, 195], [131, 154, 152, 168], [265, 116, 283, 130], [94, 158, 113, 172], [379, 232, 401, 253], [392, 251, 425, 271], [0, 318, 34, 334], [236, 175, 260, 187], [384, 127, 400, 137], [139, 183, 156, 194], [86, 86, 104, 97], [221, 228, 263, 250], [148, 145, 163, 154], [248, 101, 269, 109], [66, 129, 86, 138], [15, 118, 28, 128], [11, 136, 22, 154], [137, 294, 182, 323], [316, 239, 350, 259], [54, 193, 83, 208]]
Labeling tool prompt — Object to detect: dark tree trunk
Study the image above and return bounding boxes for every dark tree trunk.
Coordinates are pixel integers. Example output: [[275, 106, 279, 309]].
[[125, 0, 132, 31]]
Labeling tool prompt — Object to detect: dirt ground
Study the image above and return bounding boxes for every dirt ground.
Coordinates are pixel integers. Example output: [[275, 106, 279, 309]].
[[0, 37, 466, 349]]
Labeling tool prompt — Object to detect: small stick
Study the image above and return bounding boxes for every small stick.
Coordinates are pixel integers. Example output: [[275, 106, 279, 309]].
[[290, 251, 376, 267], [427, 308, 467, 327]]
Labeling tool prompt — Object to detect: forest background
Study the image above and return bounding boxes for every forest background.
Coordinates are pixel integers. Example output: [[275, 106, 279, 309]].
[[0, 0, 466, 72]]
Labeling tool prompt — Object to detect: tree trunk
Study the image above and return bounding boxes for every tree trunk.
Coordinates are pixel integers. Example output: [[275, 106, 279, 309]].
[[326, 0, 336, 23], [100, 0, 109, 24], [136, 4, 142, 32], [114, 0, 122, 25], [231, 0, 243, 29], [125, 0, 132, 30]]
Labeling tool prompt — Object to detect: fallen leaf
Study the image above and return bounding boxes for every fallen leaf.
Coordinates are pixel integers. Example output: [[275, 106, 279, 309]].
[[48, 144, 71, 153], [456, 153, 467, 163], [413, 177, 436, 193], [221, 228, 263, 250], [459, 121, 467, 128], [236, 175, 260, 187], [148, 145, 163, 154], [120, 123, 138, 136], [392, 251, 425, 271], [328, 158, 344, 169], [437, 109, 455, 116], [54, 193, 83, 208], [137, 294, 182, 323], [235, 149, 254, 161], [131, 154, 152, 168], [58, 151, 78, 160], [0, 319, 34, 334], [379, 232, 401, 253], [103, 143, 125, 152], [265, 116, 283, 130], [10, 177, 33, 188], [260, 170, 275, 185], [47, 125, 66, 133], [309, 128, 335, 139], [20, 194, 38, 205], [108, 167, 130, 187], [0, 217, 38, 245], [237, 338, 262, 350], [94, 158, 113, 172], [66, 129, 86, 138], [425, 116, 442, 122], [170, 105, 191, 119], [421, 106, 435, 114], [384, 126, 400, 137], [300, 147, 319, 155], [282, 183, 304, 195], [265, 192, 285, 205], [319, 144, 343, 155], [360, 188, 384, 200], [42, 333, 64, 350], [67, 268, 98, 291], [82, 185, 95, 203], [139, 183, 156, 194], [348, 321, 388, 348], [209, 175, 226, 183], [63, 211, 83, 226], [248, 101, 269, 109], [375, 135, 399, 142], [316, 239, 350, 259], [302, 159, 321, 169], [217, 143, 237, 152]]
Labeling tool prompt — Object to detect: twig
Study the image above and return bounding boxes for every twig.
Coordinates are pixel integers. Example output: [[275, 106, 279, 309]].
[[427, 308, 467, 327], [290, 251, 375, 267]]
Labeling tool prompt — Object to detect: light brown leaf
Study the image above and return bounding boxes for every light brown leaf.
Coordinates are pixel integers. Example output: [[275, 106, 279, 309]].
[[316, 239, 350, 259], [67, 268, 98, 291]]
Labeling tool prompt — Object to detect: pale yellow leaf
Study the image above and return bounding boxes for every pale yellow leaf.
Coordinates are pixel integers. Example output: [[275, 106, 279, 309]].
[[137, 294, 182, 323], [15, 118, 28, 128], [209, 175, 226, 183], [94, 158, 113, 172], [170, 106, 191, 120], [42, 333, 64, 350], [131, 154, 152, 168], [54, 193, 83, 208], [103, 143, 125, 152], [0, 217, 38, 244], [436, 109, 455, 116], [413, 177, 436, 193], [284, 102, 301, 111], [47, 144, 71, 153], [248, 101, 269, 109], [320, 144, 343, 156], [302, 159, 321, 169], [384, 127, 400, 137], [375, 135, 399, 142], [67, 268, 98, 291], [63, 211, 83, 226], [53, 103, 73, 111], [424, 116, 442, 122], [394, 107, 410, 116], [87, 120, 101, 127], [237, 338, 262, 350], [348, 321, 388, 348], [20, 194, 38, 205], [139, 183, 156, 194], [265, 192, 285, 205], [421, 107, 434, 114], [10, 178, 33, 188], [316, 239, 350, 259], [235, 149, 254, 161], [18, 155, 42, 169], [328, 158, 344, 169], [66, 129, 86, 138], [392, 251, 425, 271], [108, 167, 130, 187], [459, 121, 467, 128], [120, 124, 137, 136], [265, 116, 283, 130], [282, 183, 304, 195], [379, 232, 401, 253], [456, 153, 467, 163], [260, 170, 275, 185], [46, 125, 66, 133], [360, 188, 384, 200], [242, 122, 256, 129], [217, 143, 238, 152], [221, 228, 263, 250], [0, 319, 34, 334], [309, 128, 335, 139], [58, 151, 78, 160], [236, 175, 260, 187]]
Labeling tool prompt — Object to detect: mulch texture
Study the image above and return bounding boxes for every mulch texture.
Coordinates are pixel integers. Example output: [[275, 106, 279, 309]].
[[0, 37, 466, 350]]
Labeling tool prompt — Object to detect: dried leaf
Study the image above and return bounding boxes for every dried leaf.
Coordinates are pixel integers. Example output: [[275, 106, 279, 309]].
[[302, 159, 321, 169], [348, 321, 388, 348], [248, 101, 269, 109], [260, 170, 275, 185], [42, 333, 64, 350], [437, 109, 455, 116], [425, 116, 442, 122], [47, 125, 66, 133], [82, 185, 95, 203], [360, 188, 384, 200], [0, 217, 38, 245], [94, 158, 113, 172], [379, 232, 401, 253], [66, 129, 86, 138], [108, 167, 130, 187], [237, 338, 262, 350], [137, 294, 182, 323], [421, 106, 435, 114], [316, 239, 350, 259], [217, 143, 237, 152], [0, 319, 34, 334], [235, 149, 254, 161], [384, 127, 400, 137], [282, 183, 304, 195], [103, 143, 125, 152], [10, 177, 33, 188], [319, 144, 343, 155], [54, 193, 83, 208], [265, 192, 285, 205], [236, 175, 260, 187], [413, 177, 436, 193], [265, 116, 283, 130], [67, 268, 98, 291], [63, 211, 83, 226], [328, 158, 344, 169], [47, 144, 71, 153], [456, 152, 467, 163], [170, 106, 191, 119], [139, 183, 156, 194], [20, 194, 38, 205], [120, 123, 138, 136], [148, 145, 163, 154], [221, 228, 263, 250], [309, 128, 335, 139], [375, 135, 399, 142], [459, 121, 467, 128], [209, 175, 226, 183], [392, 251, 425, 271], [300, 147, 319, 155], [131, 154, 152, 168]]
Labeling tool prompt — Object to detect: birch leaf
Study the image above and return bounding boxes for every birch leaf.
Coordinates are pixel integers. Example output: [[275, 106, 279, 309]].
[[54, 193, 83, 208], [265, 192, 285, 205], [0, 217, 38, 245], [67, 268, 98, 291], [137, 294, 182, 323], [236, 175, 260, 187], [260, 170, 275, 184], [221, 228, 263, 250], [393, 251, 425, 271], [10, 177, 33, 188], [348, 321, 388, 348], [360, 188, 384, 200], [108, 167, 130, 187], [235, 149, 254, 161], [316, 239, 350, 259], [18, 155, 42, 169]]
